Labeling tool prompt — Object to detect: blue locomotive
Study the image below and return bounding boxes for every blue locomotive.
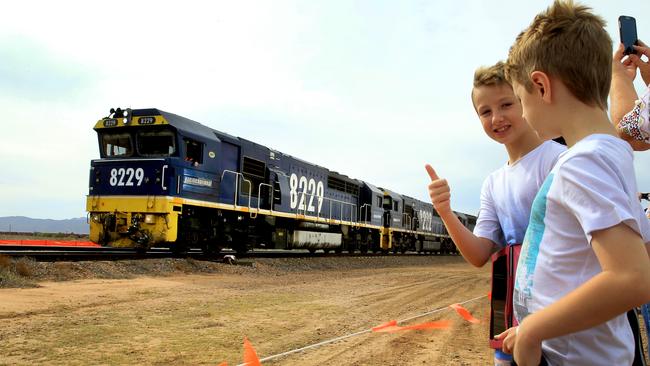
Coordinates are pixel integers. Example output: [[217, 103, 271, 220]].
[[86, 108, 476, 254]]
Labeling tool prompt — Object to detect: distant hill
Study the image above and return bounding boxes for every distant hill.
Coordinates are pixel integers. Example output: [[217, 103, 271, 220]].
[[0, 216, 89, 234]]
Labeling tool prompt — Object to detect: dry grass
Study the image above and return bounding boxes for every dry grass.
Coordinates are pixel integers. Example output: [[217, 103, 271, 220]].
[[14, 258, 33, 277], [0, 254, 11, 269], [0, 256, 38, 288]]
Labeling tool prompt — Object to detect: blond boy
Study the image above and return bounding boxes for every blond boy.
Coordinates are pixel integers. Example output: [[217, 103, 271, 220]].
[[497, 1, 650, 365], [426, 62, 565, 364]]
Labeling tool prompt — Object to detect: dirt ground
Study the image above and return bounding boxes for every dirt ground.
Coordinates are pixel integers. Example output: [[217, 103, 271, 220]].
[[2, 254, 648, 366], [0, 255, 496, 365]]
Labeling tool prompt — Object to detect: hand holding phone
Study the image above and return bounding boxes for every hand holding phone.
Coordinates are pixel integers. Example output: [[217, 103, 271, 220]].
[[619, 15, 638, 55]]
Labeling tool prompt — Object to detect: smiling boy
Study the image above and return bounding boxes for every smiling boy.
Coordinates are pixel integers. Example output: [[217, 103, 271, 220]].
[[426, 61, 564, 365]]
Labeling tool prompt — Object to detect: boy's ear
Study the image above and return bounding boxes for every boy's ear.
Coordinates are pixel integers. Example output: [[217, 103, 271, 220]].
[[530, 71, 552, 103]]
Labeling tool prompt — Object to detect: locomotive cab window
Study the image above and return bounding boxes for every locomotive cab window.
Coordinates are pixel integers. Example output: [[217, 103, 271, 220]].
[[376, 195, 382, 207], [101, 132, 133, 157], [393, 201, 399, 211], [184, 138, 203, 164], [382, 195, 392, 209], [137, 129, 176, 157]]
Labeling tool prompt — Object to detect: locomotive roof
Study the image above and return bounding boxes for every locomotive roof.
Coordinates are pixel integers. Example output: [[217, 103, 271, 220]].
[[141, 109, 332, 171], [136, 109, 233, 141], [380, 188, 402, 202], [362, 181, 384, 196]]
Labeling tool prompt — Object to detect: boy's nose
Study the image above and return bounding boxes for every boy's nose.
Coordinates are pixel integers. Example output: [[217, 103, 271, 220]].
[[492, 111, 505, 124]]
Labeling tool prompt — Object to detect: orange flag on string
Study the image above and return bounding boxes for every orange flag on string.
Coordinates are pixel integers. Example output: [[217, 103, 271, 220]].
[[401, 320, 451, 331], [371, 319, 451, 333], [372, 320, 398, 332], [243, 337, 262, 366], [449, 303, 480, 324]]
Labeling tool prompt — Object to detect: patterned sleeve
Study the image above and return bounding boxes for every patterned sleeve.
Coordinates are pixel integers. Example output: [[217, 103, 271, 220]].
[[618, 85, 650, 143]]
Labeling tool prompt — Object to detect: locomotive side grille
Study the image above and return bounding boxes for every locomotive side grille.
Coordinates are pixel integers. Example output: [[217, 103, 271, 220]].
[[327, 176, 359, 197], [243, 157, 266, 178]]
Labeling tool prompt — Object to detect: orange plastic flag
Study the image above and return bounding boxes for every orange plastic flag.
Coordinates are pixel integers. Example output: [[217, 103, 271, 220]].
[[401, 320, 451, 331], [371, 320, 398, 332], [449, 303, 480, 324], [372, 319, 451, 333], [488, 291, 492, 301], [243, 337, 262, 366]]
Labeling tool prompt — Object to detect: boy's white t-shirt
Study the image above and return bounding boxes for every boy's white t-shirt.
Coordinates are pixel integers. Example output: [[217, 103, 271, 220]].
[[513, 134, 650, 366], [473, 140, 566, 247]]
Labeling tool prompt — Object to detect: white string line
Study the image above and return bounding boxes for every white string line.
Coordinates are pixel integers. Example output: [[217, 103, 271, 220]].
[[236, 293, 487, 365]]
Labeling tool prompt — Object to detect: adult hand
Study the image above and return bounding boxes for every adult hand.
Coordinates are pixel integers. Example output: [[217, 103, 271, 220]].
[[631, 40, 650, 86], [425, 164, 452, 216], [613, 43, 637, 82]]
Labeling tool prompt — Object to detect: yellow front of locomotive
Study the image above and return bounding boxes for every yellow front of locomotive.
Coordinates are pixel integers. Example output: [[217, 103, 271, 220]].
[[86, 108, 180, 248]]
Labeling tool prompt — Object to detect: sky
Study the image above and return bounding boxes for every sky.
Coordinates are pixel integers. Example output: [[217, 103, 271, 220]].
[[1, 0, 649, 220]]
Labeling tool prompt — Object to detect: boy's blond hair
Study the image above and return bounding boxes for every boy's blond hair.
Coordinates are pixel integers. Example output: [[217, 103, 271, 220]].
[[505, 0, 612, 110], [471, 61, 510, 107], [473, 61, 509, 88]]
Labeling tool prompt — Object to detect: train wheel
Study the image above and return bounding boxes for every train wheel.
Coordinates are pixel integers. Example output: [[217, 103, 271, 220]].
[[323, 249, 330, 254], [172, 242, 189, 256], [308, 248, 317, 254], [202, 242, 221, 257]]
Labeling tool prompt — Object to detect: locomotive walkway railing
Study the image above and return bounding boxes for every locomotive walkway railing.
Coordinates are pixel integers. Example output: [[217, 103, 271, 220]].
[[221, 169, 378, 225], [359, 204, 372, 224], [297, 191, 357, 225], [402, 213, 412, 231], [220, 170, 253, 212]]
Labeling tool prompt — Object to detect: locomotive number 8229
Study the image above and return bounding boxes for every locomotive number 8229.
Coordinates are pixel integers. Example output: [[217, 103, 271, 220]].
[[86, 108, 476, 254]]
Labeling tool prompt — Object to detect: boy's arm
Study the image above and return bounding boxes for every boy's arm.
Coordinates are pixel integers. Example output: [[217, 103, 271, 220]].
[[513, 223, 650, 366], [425, 164, 496, 267]]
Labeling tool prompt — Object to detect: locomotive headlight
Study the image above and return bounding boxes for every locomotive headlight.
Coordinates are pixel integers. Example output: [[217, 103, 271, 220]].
[[144, 214, 156, 224]]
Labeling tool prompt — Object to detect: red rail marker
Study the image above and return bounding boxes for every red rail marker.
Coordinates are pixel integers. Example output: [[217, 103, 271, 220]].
[[449, 303, 481, 324], [0, 239, 100, 247]]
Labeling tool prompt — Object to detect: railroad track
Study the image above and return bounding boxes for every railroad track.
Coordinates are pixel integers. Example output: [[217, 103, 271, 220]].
[[0, 244, 432, 262], [0, 245, 206, 261]]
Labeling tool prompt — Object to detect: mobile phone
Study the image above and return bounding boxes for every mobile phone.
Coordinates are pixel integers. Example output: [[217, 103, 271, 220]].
[[619, 15, 638, 55]]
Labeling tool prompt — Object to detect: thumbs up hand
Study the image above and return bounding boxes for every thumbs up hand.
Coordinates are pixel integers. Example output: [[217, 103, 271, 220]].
[[425, 164, 452, 216]]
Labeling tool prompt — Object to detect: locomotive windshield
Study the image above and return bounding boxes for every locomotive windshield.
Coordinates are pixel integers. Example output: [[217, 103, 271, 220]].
[[99, 128, 177, 158], [101, 132, 133, 157], [137, 129, 176, 157]]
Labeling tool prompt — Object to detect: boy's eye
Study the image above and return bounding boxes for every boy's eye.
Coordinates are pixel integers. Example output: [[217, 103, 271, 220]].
[[480, 110, 491, 117], [502, 103, 512, 108]]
